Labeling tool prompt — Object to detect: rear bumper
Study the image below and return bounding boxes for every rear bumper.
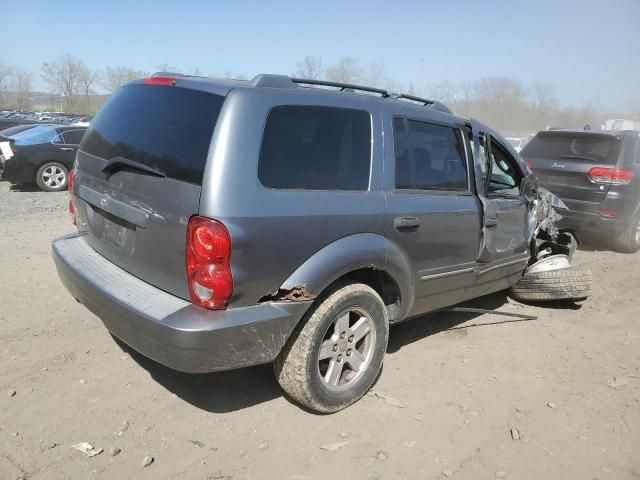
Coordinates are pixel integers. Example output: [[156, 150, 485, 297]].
[[559, 208, 627, 234], [52, 233, 311, 373]]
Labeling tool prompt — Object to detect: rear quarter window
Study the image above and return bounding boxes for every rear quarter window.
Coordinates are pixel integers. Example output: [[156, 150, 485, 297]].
[[81, 84, 225, 185], [258, 106, 372, 190]]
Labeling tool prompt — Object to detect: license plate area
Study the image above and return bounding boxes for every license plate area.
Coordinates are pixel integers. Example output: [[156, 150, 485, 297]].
[[86, 202, 136, 253]]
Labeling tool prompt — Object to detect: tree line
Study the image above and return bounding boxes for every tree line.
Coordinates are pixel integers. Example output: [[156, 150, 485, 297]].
[[0, 53, 636, 135]]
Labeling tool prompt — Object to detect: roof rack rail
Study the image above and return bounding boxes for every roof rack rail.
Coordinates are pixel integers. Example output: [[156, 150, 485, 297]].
[[291, 77, 389, 97], [251, 74, 453, 114]]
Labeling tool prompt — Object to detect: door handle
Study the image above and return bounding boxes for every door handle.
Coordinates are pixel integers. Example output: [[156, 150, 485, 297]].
[[394, 216, 420, 232], [485, 216, 498, 228], [59, 147, 74, 151]]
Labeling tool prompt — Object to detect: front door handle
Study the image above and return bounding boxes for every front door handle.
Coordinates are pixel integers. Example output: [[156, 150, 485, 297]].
[[59, 147, 74, 151], [394, 216, 420, 232], [485, 216, 498, 228]]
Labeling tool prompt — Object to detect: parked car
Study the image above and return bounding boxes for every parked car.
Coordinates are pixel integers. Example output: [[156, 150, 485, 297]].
[[52, 73, 589, 413], [0, 124, 87, 191], [71, 116, 93, 127], [521, 129, 640, 252]]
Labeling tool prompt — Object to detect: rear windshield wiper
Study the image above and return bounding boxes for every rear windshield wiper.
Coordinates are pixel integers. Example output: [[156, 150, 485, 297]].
[[559, 154, 600, 163], [102, 156, 166, 178]]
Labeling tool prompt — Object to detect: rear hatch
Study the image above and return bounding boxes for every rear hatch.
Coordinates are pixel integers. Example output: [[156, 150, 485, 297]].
[[73, 80, 225, 300], [522, 131, 622, 204]]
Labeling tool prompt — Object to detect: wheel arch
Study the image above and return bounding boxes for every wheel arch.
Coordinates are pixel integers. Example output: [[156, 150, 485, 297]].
[[276, 233, 414, 322]]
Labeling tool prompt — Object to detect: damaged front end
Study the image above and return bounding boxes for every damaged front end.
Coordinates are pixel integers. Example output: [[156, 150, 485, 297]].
[[526, 187, 578, 273]]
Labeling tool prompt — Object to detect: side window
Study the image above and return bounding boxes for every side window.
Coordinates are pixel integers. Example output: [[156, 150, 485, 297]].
[[393, 118, 412, 189], [258, 106, 371, 190], [51, 134, 63, 144], [487, 139, 523, 195], [62, 129, 86, 145], [406, 120, 468, 191]]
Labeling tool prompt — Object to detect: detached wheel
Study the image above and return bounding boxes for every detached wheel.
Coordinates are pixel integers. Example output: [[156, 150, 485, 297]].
[[614, 215, 640, 253], [36, 162, 68, 192], [510, 268, 592, 302], [274, 282, 389, 413]]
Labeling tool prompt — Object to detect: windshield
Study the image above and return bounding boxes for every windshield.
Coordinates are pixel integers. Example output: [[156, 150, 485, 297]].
[[522, 133, 621, 164], [10, 125, 59, 145]]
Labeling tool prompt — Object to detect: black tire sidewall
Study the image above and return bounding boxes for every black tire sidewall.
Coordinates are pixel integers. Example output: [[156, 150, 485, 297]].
[[36, 162, 68, 192], [305, 289, 388, 411]]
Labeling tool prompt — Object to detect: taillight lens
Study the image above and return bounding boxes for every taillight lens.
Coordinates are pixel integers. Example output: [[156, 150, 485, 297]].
[[143, 76, 177, 86], [587, 167, 635, 185], [68, 169, 76, 225], [186, 216, 232, 309], [524, 159, 533, 170]]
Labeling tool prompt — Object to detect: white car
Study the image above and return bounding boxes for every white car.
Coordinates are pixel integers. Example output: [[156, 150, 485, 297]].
[[71, 116, 93, 127]]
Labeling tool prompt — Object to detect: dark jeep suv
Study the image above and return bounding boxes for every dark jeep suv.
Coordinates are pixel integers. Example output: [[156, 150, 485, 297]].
[[522, 129, 640, 252], [52, 73, 586, 412]]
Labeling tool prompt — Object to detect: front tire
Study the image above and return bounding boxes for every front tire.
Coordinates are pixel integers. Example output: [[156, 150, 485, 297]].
[[274, 282, 389, 413], [36, 162, 68, 192], [510, 268, 592, 302]]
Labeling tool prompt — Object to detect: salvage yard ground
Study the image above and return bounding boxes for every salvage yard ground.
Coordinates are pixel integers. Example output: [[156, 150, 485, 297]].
[[0, 180, 639, 480]]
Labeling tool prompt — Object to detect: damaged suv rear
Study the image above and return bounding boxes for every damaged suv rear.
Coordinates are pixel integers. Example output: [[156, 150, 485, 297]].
[[53, 73, 589, 413]]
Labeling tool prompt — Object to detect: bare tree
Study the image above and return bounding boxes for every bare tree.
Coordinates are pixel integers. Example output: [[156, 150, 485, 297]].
[[458, 80, 474, 116], [532, 81, 557, 115], [363, 62, 387, 87], [295, 56, 324, 79], [41, 53, 85, 108], [326, 57, 362, 84], [0, 61, 12, 107], [102, 66, 146, 93], [428, 80, 458, 106], [77, 65, 100, 112], [154, 63, 178, 73], [14, 69, 32, 110]]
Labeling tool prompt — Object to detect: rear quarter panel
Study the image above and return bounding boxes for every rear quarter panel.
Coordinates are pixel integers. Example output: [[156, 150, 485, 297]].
[[199, 87, 387, 308]]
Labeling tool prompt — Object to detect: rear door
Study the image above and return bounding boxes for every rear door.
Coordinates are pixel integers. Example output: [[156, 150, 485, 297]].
[[384, 112, 482, 314], [73, 82, 225, 299], [521, 131, 623, 204]]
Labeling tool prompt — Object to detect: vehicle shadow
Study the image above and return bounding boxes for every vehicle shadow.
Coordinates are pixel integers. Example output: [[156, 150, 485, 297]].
[[8, 182, 40, 192], [114, 291, 582, 413], [113, 336, 283, 413], [387, 291, 582, 354]]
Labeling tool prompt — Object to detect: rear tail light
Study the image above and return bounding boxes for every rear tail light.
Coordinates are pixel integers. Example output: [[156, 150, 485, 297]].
[[68, 169, 76, 225], [599, 209, 618, 218], [587, 167, 635, 185], [10, 145, 16, 154], [143, 76, 177, 86], [524, 159, 533, 170], [186, 216, 233, 309]]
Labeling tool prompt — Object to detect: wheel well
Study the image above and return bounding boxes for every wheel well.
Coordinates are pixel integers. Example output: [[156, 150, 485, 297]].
[[340, 268, 402, 320]]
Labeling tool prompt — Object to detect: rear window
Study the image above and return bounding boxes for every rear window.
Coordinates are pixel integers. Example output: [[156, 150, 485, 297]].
[[522, 133, 622, 165], [81, 84, 225, 184], [10, 125, 58, 145], [258, 106, 371, 190]]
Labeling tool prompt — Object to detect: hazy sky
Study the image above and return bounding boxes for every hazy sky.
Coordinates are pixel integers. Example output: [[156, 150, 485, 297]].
[[4, 0, 639, 111]]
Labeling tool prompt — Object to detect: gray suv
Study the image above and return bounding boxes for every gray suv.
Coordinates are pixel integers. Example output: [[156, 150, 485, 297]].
[[52, 73, 586, 413]]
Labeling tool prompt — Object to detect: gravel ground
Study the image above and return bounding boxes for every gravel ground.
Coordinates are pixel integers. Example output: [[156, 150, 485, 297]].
[[0, 180, 639, 479]]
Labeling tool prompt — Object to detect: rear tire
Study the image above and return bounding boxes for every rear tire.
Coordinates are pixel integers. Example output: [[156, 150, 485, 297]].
[[614, 214, 640, 254], [35, 162, 68, 192], [510, 268, 592, 302], [274, 282, 389, 413]]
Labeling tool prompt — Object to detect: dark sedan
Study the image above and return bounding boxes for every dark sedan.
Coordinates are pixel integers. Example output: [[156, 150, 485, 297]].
[[0, 125, 87, 191]]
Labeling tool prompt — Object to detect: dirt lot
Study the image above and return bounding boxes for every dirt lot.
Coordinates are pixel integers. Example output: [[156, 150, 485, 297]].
[[0, 180, 639, 480]]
